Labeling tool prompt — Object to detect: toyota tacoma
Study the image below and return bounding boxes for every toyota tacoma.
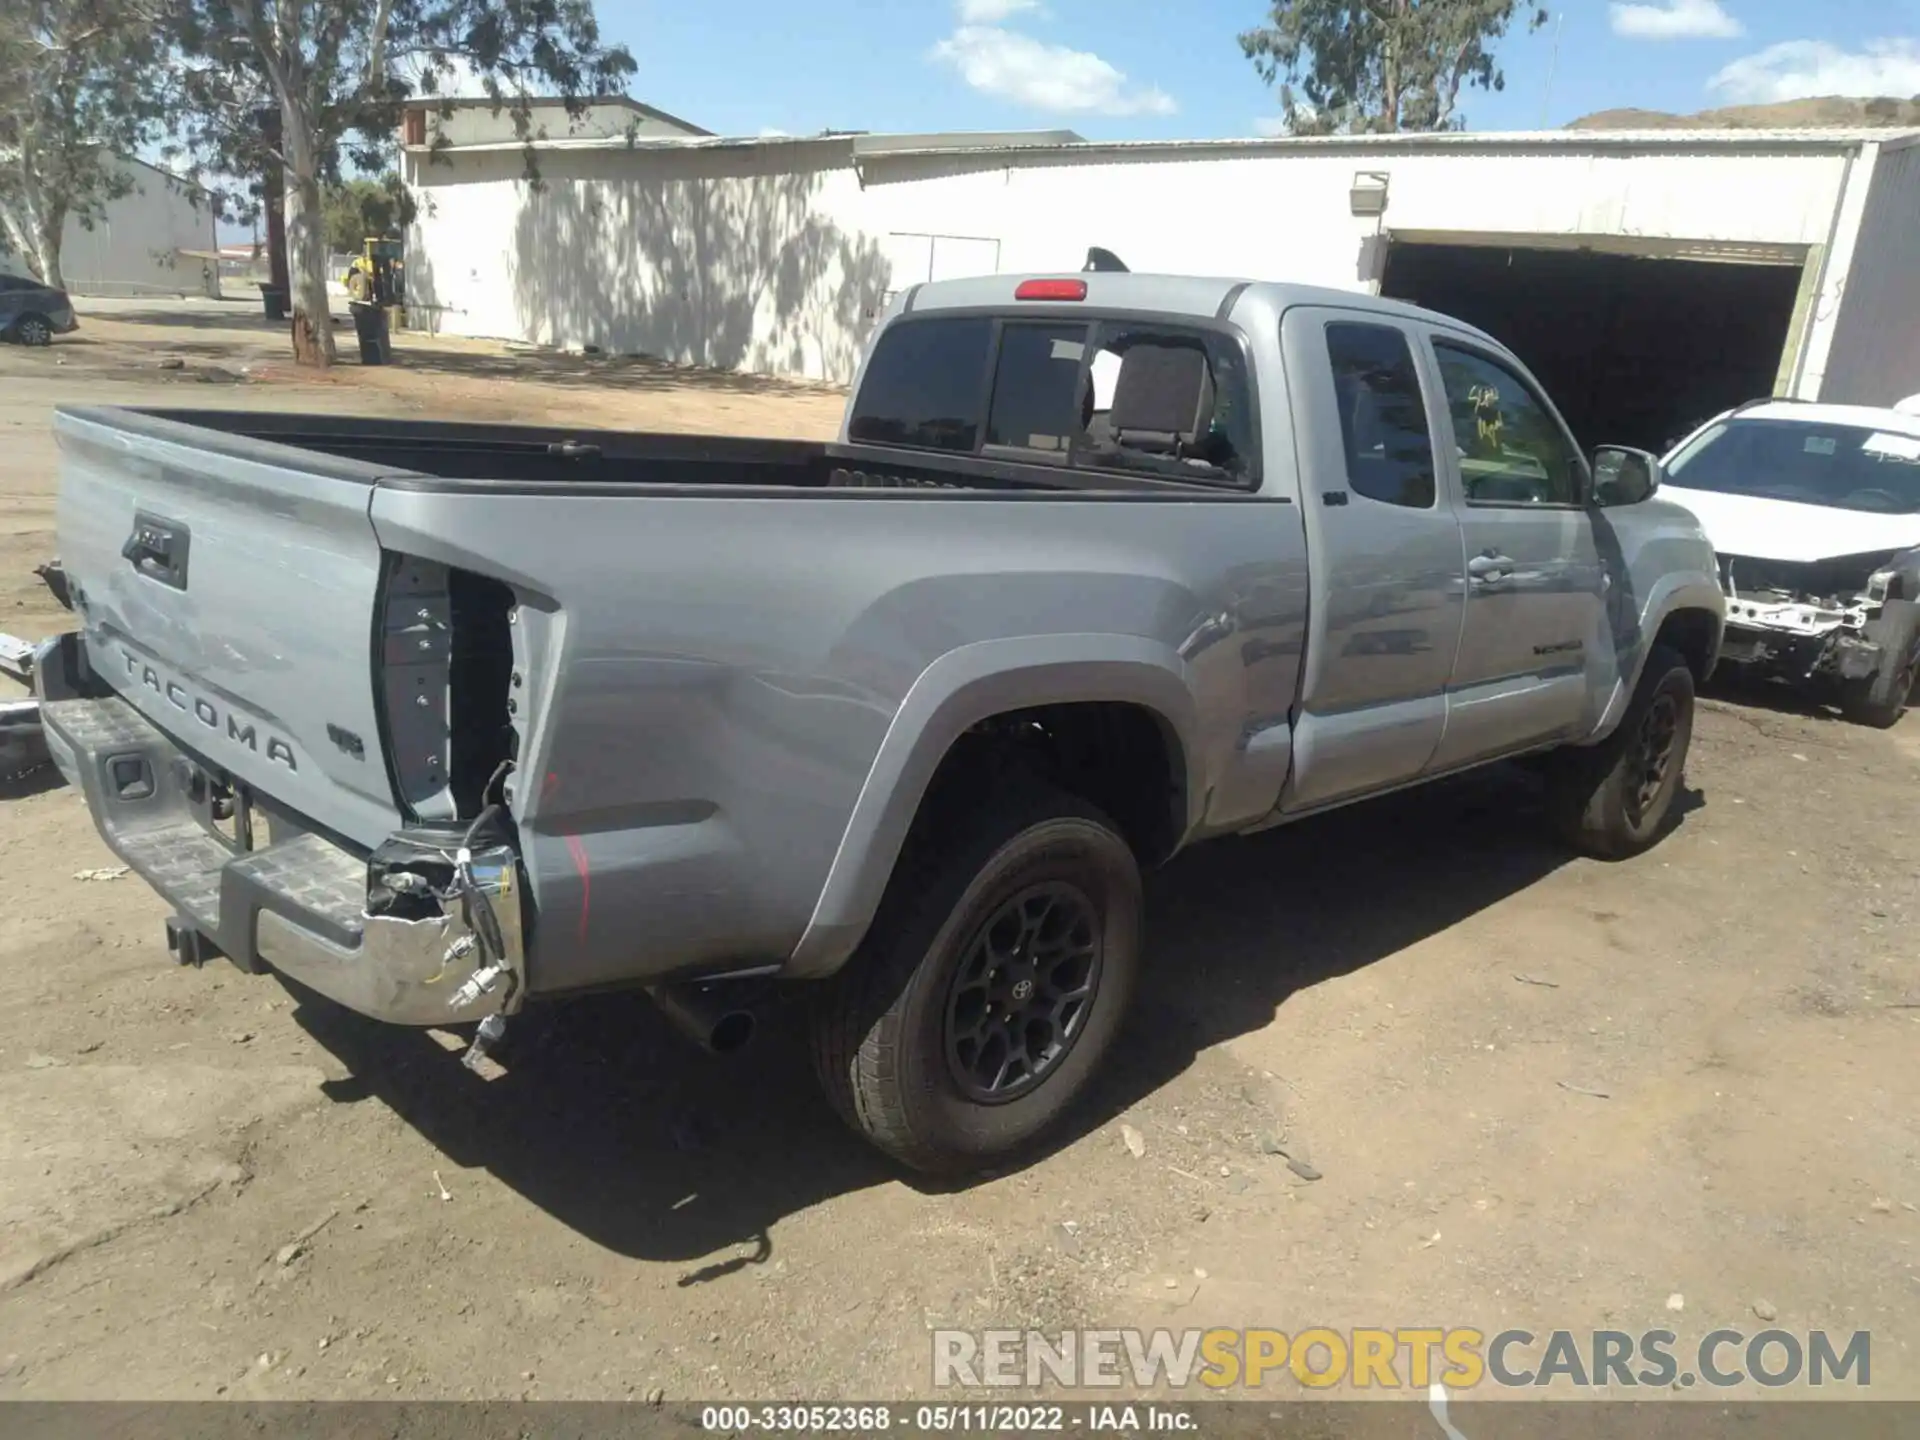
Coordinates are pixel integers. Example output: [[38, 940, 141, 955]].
[[38, 272, 1723, 1172]]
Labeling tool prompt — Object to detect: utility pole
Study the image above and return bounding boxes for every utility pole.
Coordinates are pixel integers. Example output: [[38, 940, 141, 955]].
[[1541, 10, 1566, 128]]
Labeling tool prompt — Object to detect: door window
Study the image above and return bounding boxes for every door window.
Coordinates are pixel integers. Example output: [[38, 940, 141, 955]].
[[1325, 322, 1436, 508], [1433, 343, 1584, 506]]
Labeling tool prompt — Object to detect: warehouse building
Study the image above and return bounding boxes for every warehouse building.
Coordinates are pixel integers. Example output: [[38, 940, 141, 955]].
[[402, 113, 1920, 453], [0, 156, 221, 299]]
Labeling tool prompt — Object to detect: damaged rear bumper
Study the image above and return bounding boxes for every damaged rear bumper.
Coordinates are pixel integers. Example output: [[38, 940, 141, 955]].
[[38, 640, 525, 1027]]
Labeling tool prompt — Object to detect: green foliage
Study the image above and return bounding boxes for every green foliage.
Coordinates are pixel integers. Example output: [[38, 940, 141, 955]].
[[0, 0, 172, 287], [165, 0, 636, 361], [322, 174, 414, 252], [1241, 0, 1549, 135], [166, 0, 638, 205]]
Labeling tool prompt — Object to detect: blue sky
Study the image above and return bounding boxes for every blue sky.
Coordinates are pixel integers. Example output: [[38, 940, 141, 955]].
[[606, 0, 1920, 140]]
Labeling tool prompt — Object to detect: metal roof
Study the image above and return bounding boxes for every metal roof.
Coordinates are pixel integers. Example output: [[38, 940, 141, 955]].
[[402, 93, 712, 137], [403, 128, 1086, 157], [853, 126, 1920, 164], [405, 119, 1920, 165]]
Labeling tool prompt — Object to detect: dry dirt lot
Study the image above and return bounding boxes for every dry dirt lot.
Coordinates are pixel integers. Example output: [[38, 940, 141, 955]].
[[1, 301, 1917, 1408]]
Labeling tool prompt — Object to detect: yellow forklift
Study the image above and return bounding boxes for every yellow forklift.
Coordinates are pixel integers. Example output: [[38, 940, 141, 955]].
[[342, 237, 404, 306], [342, 237, 404, 363]]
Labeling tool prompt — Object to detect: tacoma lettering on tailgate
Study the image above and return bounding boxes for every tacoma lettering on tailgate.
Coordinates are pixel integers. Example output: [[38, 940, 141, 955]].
[[122, 648, 299, 771]]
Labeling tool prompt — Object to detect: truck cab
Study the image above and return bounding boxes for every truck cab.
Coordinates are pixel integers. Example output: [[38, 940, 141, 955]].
[[843, 273, 1723, 826]]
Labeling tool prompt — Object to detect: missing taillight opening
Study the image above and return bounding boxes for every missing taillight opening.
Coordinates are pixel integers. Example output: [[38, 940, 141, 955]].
[[448, 568, 517, 818], [378, 557, 519, 823]]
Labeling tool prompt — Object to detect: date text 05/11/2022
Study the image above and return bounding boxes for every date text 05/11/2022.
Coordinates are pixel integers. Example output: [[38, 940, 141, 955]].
[[699, 1404, 1198, 1432]]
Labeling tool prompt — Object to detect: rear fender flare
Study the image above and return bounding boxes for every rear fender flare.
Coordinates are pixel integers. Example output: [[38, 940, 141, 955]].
[[784, 634, 1201, 977]]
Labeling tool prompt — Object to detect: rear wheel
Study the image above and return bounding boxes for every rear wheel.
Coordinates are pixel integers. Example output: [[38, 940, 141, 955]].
[[13, 313, 53, 347], [1546, 644, 1695, 860], [811, 782, 1142, 1174], [1840, 599, 1920, 730]]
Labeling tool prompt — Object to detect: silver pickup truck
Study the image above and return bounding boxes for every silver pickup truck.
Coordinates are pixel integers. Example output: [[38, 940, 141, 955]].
[[38, 272, 1724, 1173]]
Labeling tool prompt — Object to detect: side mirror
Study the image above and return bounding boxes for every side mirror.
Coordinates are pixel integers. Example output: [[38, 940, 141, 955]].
[[1591, 445, 1664, 507]]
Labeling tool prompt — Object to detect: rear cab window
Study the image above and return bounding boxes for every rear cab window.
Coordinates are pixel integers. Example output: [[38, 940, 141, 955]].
[[847, 317, 993, 453], [848, 312, 1259, 488]]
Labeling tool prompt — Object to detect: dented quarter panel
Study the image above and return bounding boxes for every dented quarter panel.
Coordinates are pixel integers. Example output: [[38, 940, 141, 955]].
[[367, 485, 1310, 996]]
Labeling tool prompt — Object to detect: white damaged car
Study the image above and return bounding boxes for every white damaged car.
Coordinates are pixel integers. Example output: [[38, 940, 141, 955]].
[[1662, 400, 1920, 728]]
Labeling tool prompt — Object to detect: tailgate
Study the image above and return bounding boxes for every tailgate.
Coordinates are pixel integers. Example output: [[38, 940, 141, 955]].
[[55, 407, 403, 847]]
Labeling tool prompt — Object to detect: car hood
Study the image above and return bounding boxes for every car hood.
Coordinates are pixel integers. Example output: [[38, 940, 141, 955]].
[[1662, 485, 1920, 562]]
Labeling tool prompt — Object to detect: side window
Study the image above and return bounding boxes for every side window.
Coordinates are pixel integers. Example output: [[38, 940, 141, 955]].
[[1433, 343, 1583, 506], [985, 323, 1088, 457], [1076, 325, 1255, 486], [847, 317, 993, 453], [1324, 323, 1436, 508]]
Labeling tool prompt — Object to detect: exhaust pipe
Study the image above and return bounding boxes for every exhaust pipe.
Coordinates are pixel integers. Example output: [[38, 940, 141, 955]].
[[648, 981, 758, 1055]]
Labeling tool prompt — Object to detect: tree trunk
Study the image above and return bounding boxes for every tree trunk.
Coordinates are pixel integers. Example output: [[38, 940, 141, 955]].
[[280, 92, 335, 367], [33, 209, 67, 293], [2, 153, 66, 290]]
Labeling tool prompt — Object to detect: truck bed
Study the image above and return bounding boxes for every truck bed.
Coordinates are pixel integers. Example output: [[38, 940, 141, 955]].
[[85, 408, 840, 491], [87, 409, 1246, 497]]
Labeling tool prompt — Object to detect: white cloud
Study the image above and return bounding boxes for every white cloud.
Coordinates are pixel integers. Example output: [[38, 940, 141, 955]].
[[1710, 38, 1920, 103], [1610, 0, 1743, 41], [957, 0, 1039, 22], [932, 25, 1175, 116]]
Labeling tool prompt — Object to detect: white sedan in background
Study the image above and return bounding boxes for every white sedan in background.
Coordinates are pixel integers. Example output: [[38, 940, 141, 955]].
[[1660, 400, 1920, 727]]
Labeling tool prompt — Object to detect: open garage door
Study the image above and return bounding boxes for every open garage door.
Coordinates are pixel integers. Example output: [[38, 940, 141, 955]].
[[1380, 238, 1809, 455]]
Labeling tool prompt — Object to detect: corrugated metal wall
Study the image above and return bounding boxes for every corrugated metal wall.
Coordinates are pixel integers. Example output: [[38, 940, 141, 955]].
[[1817, 142, 1920, 407], [409, 136, 1871, 386]]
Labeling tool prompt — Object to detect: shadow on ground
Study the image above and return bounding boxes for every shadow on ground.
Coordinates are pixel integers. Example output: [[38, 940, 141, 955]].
[[73, 303, 839, 398], [75, 303, 275, 333], [286, 762, 1705, 1273], [1701, 666, 1915, 727], [372, 343, 840, 399]]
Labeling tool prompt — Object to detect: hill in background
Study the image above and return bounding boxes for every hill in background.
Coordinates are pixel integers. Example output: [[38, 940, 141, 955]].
[[1570, 96, 1920, 130]]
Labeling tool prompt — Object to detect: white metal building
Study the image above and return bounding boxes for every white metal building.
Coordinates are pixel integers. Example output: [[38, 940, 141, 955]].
[[402, 119, 1920, 452], [51, 156, 221, 299]]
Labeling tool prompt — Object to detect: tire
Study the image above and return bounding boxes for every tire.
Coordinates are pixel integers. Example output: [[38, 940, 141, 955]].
[[1840, 599, 1920, 730], [1546, 644, 1695, 860], [12, 313, 53, 347], [810, 782, 1143, 1175]]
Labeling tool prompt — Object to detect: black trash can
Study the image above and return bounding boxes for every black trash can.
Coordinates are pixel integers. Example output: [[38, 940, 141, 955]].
[[349, 300, 390, 365], [257, 284, 287, 321]]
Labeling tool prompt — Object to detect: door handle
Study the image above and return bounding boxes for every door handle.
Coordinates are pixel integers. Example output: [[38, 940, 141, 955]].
[[122, 512, 191, 591], [1468, 552, 1514, 582]]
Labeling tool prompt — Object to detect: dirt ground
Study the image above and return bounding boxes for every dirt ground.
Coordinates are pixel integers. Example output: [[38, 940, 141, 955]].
[[1, 301, 1917, 1407]]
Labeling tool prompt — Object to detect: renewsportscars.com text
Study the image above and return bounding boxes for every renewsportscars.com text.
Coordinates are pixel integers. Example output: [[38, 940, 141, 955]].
[[932, 1327, 1871, 1391]]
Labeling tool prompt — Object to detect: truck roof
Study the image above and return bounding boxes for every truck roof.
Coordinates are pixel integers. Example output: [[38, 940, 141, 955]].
[[901, 271, 1502, 347]]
